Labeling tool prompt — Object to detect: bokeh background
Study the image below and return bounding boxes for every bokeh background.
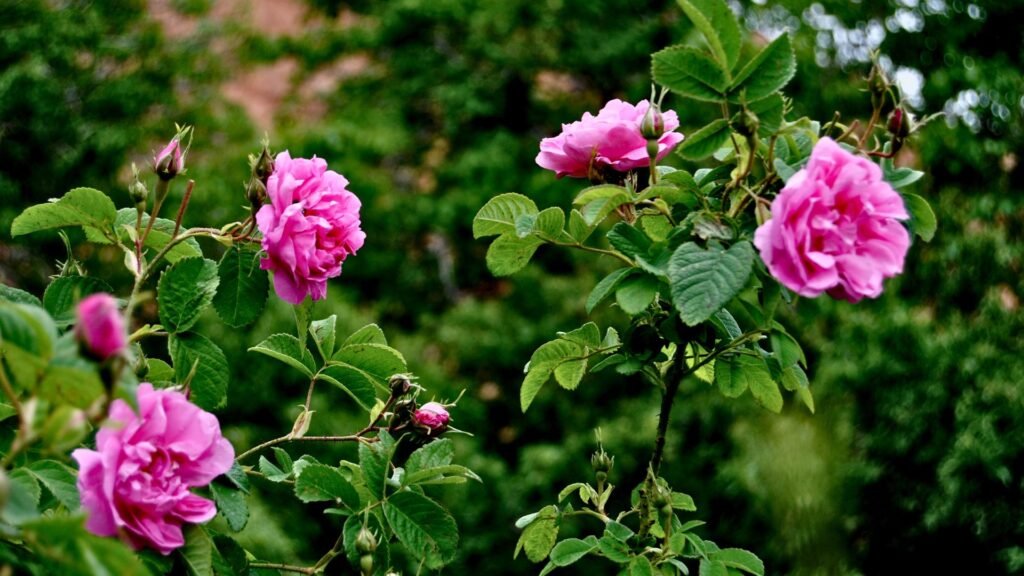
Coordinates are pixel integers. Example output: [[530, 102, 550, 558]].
[[2, 0, 1022, 574]]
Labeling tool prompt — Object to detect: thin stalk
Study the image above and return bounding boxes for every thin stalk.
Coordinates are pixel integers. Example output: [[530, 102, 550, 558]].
[[649, 352, 687, 475], [548, 240, 634, 267], [172, 179, 195, 238], [235, 434, 364, 462], [247, 563, 315, 575]]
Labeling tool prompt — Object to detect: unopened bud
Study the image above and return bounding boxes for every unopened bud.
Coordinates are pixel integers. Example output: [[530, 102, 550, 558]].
[[253, 144, 275, 184], [245, 178, 267, 207], [591, 450, 614, 475], [412, 402, 450, 435], [154, 126, 191, 181], [887, 107, 912, 139], [129, 165, 148, 208], [389, 374, 412, 397], [640, 104, 666, 140], [356, 527, 378, 554]]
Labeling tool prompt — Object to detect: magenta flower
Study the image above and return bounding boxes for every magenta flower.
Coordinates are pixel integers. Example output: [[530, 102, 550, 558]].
[[536, 99, 685, 179], [72, 384, 234, 555], [256, 152, 366, 305], [74, 293, 127, 361], [412, 402, 450, 433], [754, 138, 911, 302]]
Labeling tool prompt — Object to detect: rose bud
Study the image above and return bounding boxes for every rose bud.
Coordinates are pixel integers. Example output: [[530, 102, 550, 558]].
[[154, 136, 185, 181], [411, 402, 450, 434], [74, 293, 128, 361]]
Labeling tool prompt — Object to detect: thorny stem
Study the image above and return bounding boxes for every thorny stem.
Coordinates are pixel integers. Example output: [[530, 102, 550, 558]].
[[235, 434, 365, 463], [548, 239, 634, 267], [649, 352, 687, 476], [247, 563, 315, 575]]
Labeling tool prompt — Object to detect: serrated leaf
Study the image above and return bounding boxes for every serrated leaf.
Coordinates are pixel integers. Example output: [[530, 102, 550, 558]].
[[709, 548, 764, 575], [309, 315, 337, 360], [669, 242, 754, 325], [159, 257, 219, 334], [580, 192, 632, 227], [515, 505, 559, 563], [605, 521, 635, 542], [559, 322, 601, 349], [652, 45, 729, 102], [554, 356, 586, 391], [714, 353, 772, 399], [729, 34, 796, 103], [11, 187, 117, 238], [42, 276, 112, 328], [534, 207, 565, 240], [780, 363, 810, 391], [770, 330, 802, 368], [359, 440, 390, 500], [249, 333, 316, 378], [700, 559, 729, 576], [587, 268, 636, 314], [0, 284, 42, 307], [294, 464, 360, 510], [385, 491, 459, 568], [485, 233, 544, 276], [406, 439, 454, 476], [520, 365, 553, 412], [677, 0, 741, 71], [22, 516, 148, 575], [597, 534, 631, 563], [474, 193, 539, 238], [342, 323, 387, 347], [213, 246, 269, 328], [86, 208, 202, 263], [332, 343, 406, 384], [550, 537, 598, 567], [180, 525, 214, 576], [169, 332, 229, 411], [39, 360, 105, 409], [630, 556, 655, 576], [25, 460, 79, 512], [747, 93, 785, 136], [902, 192, 936, 242], [257, 456, 290, 483], [567, 209, 596, 243], [210, 483, 248, 532], [616, 274, 660, 315], [607, 222, 653, 259], [317, 364, 377, 411], [677, 119, 732, 161]]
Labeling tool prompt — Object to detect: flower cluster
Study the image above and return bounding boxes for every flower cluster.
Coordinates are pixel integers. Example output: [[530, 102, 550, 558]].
[[536, 99, 684, 179], [754, 138, 910, 302], [73, 384, 234, 554], [256, 152, 366, 304]]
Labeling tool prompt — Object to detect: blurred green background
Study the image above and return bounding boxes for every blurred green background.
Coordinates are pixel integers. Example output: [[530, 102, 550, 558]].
[[1, 0, 1022, 574]]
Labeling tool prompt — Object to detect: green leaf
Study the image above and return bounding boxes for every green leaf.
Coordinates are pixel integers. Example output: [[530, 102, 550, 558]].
[[86, 208, 202, 263], [728, 34, 796, 103], [180, 524, 214, 576], [474, 193, 539, 238], [748, 93, 785, 136], [550, 537, 598, 567], [676, 0, 742, 71], [884, 165, 925, 189], [515, 505, 559, 563], [534, 207, 566, 240], [294, 464, 360, 510], [709, 548, 764, 575], [750, 373, 783, 412], [568, 209, 596, 243], [39, 360, 105, 409], [714, 353, 774, 403], [359, 440, 391, 500], [587, 268, 636, 314], [573, 184, 628, 206], [652, 45, 729, 102], [597, 533, 631, 563], [554, 356, 586, 391], [580, 192, 632, 227], [5, 469, 40, 525], [0, 301, 57, 359], [615, 274, 661, 315], [699, 559, 729, 576], [147, 358, 175, 383], [770, 330, 803, 368], [249, 333, 316, 378], [332, 343, 406, 384], [317, 364, 377, 411], [169, 332, 229, 411], [213, 246, 269, 328], [342, 323, 387, 347], [669, 242, 754, 325], [605, 521, 635, 542], [672, 491, 697, 511], [559, 322, 602, 349], [629, 556, 656, 576], [520, 365, 553, 412], [0, 284, 42, 307], [212, 535, 249, 576], [607, 223, 653, 259], [902, 192, 937, 242], [485, 234, 543, 276], [384, 491, 459, 569], [210, 483, 248, 532], [21, 516, 148, 575], [41, 276, 112, 328], [25, 461, 78, 511], [309, 315, 337, 360], [159, 257, 219, 334], [677, 119, 732, 161], [11, 187, 117, 238], [521, 339, 584, 410], [257, 456, 291, 483], [406, 439, 454, 476]]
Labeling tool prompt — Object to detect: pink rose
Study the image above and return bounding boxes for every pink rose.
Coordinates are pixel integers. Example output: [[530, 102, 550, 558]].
[[72, 383, 234, 554], [536, 99, 685, 179], [754, 138, 910, 302], [412, 402, 450, 433], [256, 152, 366, 305], [74, 293, 127, 361]]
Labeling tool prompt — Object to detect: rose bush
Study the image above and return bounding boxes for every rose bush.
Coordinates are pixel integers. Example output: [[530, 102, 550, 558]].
[[72, 384, 234, 554], [256, 151, 366, 304]]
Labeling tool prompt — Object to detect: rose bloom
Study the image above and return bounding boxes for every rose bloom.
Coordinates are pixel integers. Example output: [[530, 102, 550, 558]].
[[74, 293, 127, 361], [72, 384, 234, 555], [256, 152, 366, 305], [754, 137, 910, 302], [412, 402, 450, 432], [536, 99, 685, 179]]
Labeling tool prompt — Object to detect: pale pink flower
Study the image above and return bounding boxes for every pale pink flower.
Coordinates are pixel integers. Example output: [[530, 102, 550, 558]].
[[72, 384, 234, 555], [154, 137, 184, 179], [74, 293, 127, 361], [255, 152, 366, 304], [754, 138, 910, 302], [536, 99, 685, 179], [412, 402, 450, 432]]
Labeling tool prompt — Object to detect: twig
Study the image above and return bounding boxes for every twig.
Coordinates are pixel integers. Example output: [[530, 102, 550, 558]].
[[172, 180, 195, 238], [248, 562, 315, 575]]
